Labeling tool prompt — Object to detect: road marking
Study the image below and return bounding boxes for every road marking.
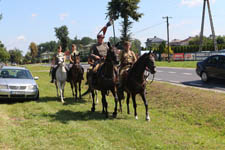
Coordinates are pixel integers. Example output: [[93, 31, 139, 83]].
[[168, 71, 176, 74], [168, 80, 180, 83], [156, 70, 163, 73], [183, 73, 192, 75], [155, 78, 162, 81]]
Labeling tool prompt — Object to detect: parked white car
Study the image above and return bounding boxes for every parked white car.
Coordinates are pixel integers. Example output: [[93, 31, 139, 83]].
[[0, 66, 39, 100]]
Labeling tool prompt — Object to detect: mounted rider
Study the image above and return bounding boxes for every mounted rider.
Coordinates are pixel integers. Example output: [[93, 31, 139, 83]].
[[50, 45, 66, 83], [87, 21, 112, 85], [118, 41, 137, 98], [68, 44, 84, 81]]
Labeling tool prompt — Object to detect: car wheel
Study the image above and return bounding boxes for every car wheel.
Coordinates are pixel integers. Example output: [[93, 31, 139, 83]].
[[35, 90, 39, 100], [201, 72, 209, 82]]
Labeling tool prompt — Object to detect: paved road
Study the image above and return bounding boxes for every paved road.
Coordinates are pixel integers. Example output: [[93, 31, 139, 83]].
[[45, 64, 225, 92], [154, 67, 225, 92]]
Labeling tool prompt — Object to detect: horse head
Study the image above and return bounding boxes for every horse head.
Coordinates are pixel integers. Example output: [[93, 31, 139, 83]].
[[144, 51, 156, 74], [57, 56, 66, 72], [106, 42, 119, 65]]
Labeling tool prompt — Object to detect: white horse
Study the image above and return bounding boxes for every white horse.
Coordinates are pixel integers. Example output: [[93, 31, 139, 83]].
[[55, 56, 67, 103]]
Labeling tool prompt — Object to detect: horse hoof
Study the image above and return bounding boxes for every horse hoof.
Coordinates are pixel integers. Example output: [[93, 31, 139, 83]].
[[112, 112, 117, 118], [91, 107, 95, 112], [135, 116, 138, 120], [146, 116, 150, 121]]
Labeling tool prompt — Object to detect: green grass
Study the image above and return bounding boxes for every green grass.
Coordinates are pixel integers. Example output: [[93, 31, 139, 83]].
[[156, 61, 197, 68], [0, 65, 225, 150]]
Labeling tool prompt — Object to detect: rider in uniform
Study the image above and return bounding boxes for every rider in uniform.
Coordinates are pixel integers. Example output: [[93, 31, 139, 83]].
[[87, 20, 112, 85], [88, 34, 109, 85], [118, 41, 137, 98], [50, 45, 66, 83]]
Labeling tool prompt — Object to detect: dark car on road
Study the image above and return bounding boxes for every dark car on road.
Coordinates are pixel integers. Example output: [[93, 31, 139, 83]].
[[196, 54, 225, 82]]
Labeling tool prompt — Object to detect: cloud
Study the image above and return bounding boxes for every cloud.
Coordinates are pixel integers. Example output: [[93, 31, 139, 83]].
[[181, 0, 216, 7], [59, 13, 68, 21], [17, 35, 26, 41], [31, 13, 37, 18]]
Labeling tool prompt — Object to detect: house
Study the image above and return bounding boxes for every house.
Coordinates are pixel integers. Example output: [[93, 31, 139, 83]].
[[40, 52, 54, 63], [170, 39, 182, 46], [145, 36, 166, 48], [179, 36, 194, 46], [170, 37, 194, 46]]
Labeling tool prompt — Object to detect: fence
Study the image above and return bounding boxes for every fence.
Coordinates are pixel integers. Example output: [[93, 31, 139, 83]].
[[172, 51, 225, 61]]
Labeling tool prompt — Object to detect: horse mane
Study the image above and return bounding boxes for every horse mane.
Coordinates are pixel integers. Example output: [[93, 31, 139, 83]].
[[130, 53, 148, 73]]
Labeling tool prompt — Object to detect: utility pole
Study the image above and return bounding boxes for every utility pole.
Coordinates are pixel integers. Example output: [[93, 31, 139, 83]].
[[163, 16, 172, 62], [199, 0, 218, 51]]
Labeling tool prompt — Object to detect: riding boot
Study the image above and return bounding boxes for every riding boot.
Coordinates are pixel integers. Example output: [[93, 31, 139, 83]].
[[66, 69, 71, 82], [50, 67, 56, 83]]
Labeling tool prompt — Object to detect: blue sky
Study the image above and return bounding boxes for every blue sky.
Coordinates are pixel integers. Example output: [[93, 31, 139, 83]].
[[0, 0, 224, 54]]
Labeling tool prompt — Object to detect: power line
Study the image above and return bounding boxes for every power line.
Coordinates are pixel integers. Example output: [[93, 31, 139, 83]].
[[133, 22, 164, 35]]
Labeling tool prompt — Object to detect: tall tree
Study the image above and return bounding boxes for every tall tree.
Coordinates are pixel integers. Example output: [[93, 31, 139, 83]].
[[29, 42, 38, 62], [0, 41, 9, 63], [9, 49, 23, 64], [54, 25, 69, 52], [80, 37, 95, 46], [107, 0, 143, 42]]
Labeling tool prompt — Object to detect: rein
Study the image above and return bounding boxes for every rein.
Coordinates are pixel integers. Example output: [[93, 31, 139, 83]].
[[144, 69, 155, 85]]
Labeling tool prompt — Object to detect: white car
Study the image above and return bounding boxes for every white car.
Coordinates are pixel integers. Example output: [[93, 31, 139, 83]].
[[0, 66, 39, 100]]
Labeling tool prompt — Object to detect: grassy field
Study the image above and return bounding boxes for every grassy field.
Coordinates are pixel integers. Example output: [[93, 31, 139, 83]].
[[0, 65, 225, 150], [155, 61, 197, 68]]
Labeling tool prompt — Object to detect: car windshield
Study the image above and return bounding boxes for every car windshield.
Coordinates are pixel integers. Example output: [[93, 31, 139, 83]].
[[0, 69, 33, 79]]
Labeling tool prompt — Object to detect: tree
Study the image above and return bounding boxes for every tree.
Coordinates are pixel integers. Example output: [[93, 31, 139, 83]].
[[216, 36, 225, 45], [157, 41, 166, 61], [55, 25, 69, 52], [131, 39, 141, 53], [109, 36, 120, 45], [23, 52, 32, 64], [0, 42, 10, 63], [80, 37, 95, 46], [29, 42, 38, 63], [9, 49, 23, 64], [107, 0, 143, 42]]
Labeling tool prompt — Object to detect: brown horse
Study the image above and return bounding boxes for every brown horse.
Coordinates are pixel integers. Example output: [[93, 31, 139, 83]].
[[83, 42, 119, 118], [118, 51, 156, 121], [69, 55, 84, 100]]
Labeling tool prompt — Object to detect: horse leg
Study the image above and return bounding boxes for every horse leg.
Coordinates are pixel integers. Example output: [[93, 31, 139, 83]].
[[101, 91, 108, 118], [95, 90, 98, 104], [91, 90, 95, 112], [111, 89, 118, 118], [131, 93, 138, 120], [70, 81, 74, 97], [127, 92, 131, 114], [75, 82, 78, 101], [140, 92, 150, 121], [55, 81, 59, 97], [79, 81, 82, 99], [59, 82, 64, 103], [62, 82, 66, 99]]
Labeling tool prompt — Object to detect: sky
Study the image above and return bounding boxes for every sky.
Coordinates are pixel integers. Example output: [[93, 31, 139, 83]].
[[0, 0, 224, 55]]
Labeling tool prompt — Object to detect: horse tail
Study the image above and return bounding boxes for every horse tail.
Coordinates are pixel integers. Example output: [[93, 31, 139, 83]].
[[81, 87, 92, 97]]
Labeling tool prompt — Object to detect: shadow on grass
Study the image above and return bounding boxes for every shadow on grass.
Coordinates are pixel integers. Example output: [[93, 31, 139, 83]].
[[42, 109, 116, 123], [37, 96, 87, 105]]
